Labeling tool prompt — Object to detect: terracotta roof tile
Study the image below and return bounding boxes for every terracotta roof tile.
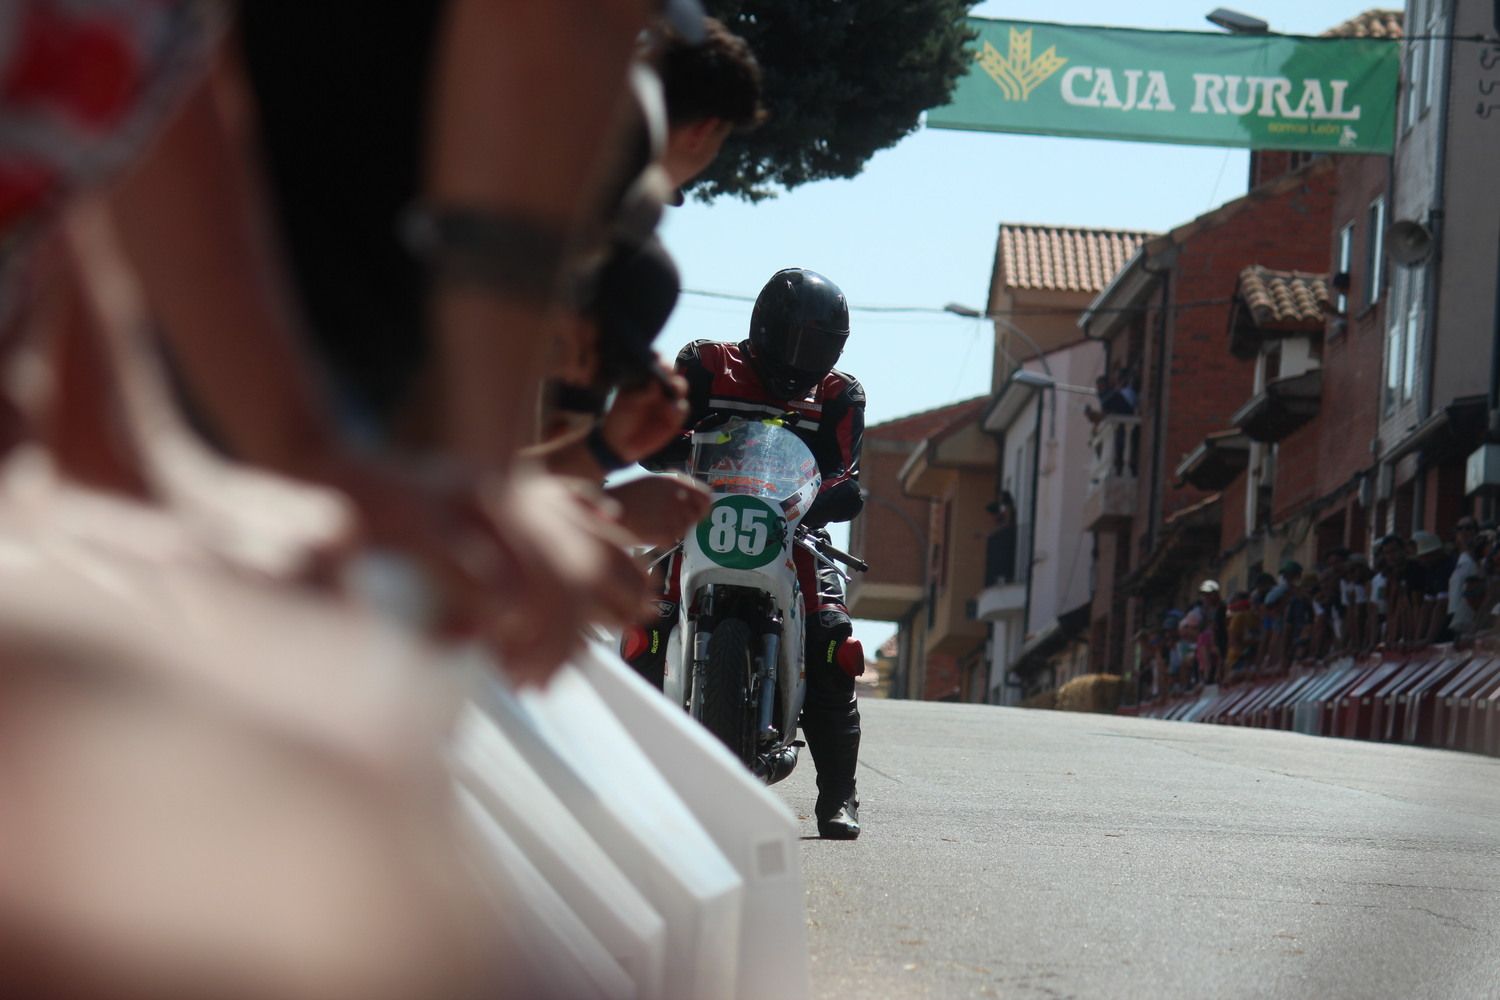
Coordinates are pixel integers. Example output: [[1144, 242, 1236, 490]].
[[998, 224, 1155, 293], [1236, 266, 1331, 329], [1322, 9, 1402, 39]]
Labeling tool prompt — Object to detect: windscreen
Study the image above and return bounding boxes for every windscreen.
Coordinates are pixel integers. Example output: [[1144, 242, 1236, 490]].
[[690, 417, 820, 502]]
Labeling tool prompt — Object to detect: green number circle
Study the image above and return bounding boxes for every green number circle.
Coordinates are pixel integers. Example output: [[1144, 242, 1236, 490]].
[[696, 495, 783, 570]]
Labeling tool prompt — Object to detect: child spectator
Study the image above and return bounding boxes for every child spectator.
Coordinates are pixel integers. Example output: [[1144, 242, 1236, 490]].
[[1226, 591, 1256, 676], [1177, 609, 1203, 690], [1195, 607, 1222, 685]]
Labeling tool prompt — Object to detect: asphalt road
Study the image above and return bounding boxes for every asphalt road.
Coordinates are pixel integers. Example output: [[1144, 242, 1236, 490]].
[[774, 698, 1500, 1000]]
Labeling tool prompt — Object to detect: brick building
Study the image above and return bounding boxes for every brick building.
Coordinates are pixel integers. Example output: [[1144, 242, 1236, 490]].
[[1080, 157, 1338, 677], [846, 397, 987, 700]]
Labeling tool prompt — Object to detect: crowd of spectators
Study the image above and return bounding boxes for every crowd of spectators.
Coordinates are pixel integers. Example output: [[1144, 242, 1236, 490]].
[[1136, 515, 1500, 701]]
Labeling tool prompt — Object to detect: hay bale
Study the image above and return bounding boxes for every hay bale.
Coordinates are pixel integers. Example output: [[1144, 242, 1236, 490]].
[[1053, 674, 1122, 714], [1020, 689, 1057, 711]]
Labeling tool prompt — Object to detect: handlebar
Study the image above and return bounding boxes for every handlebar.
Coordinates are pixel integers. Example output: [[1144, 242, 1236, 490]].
[[796, 528, 869, 574]]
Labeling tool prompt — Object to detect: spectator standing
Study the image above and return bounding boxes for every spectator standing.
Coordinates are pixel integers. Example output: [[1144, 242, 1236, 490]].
[[1225, 591, 1256, 675], [1177, 610, 1203, 689], [1194, 610, 1222, 685], [1370, 534, 1414, 618], [1196, 579, 1227, 658], [1276, 561, 1313, 660], [1447, 516, 1480, 633]]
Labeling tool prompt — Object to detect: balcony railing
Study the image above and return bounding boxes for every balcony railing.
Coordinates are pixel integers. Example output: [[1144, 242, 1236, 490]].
[[974, 521, 1031, 621], [984, 523, 1024, 586], [1084, 415, 1140, 530]]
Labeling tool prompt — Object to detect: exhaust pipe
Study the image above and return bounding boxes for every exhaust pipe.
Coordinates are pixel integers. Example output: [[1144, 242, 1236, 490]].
[[757, 744, 799, 786]]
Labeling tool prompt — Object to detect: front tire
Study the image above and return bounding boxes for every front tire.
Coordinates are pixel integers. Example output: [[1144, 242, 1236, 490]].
[[699, 617, 755, 766]]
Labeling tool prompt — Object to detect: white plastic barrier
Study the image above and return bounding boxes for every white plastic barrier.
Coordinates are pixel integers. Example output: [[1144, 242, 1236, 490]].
[[575, 640, 812, 999], [455, 787, 638, 1000], [470, 667, 744, 1000], [452, 703, 666, 997]]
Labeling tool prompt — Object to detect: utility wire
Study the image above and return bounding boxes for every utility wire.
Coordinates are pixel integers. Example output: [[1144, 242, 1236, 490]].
[[682, 287, 1244, 317]]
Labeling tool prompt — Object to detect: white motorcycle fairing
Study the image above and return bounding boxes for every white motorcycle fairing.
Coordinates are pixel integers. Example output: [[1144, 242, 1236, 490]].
[[662, 418, 821, 776]]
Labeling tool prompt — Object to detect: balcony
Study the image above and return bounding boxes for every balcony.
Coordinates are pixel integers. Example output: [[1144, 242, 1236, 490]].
[[1083, 415, 1140, 530], [1232, 369, 1322, 443], [1176, 429, 1251, 491], [973, 522, 1030, 622]]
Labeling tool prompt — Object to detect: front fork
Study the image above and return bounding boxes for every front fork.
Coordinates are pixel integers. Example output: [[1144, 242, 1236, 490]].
[[689, 627, 712, 717], [755, 626, 781, 744]]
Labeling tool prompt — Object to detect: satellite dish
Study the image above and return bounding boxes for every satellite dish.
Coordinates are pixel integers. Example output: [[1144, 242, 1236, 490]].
[[1389, 219, 1434, 267]]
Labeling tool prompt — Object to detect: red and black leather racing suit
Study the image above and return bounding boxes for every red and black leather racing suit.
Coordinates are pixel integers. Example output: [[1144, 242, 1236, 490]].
[[631, 339, 865, 813]]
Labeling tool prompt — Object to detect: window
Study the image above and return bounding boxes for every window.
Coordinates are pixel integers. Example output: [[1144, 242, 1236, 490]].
[[1287, 150, 1323, 172], [1335, 223, 1353, 314], [1365, 198, 1385, 306], [1404, 0, 1426, 129], [1423, 0, 1444, 112], [1384, 269, 1406, 411], [1403, 266, 1425, 402]]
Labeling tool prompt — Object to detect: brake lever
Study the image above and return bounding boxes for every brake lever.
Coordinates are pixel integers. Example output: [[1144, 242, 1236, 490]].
[[794, 527, 870, 574], [794, 534, 851, 584]]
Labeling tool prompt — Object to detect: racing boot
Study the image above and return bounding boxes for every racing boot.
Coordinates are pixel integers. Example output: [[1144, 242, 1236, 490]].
[[621, 599, 678, 690], [803, 629, 863, 840]]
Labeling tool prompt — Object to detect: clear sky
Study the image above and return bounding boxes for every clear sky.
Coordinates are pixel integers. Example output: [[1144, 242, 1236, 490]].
[[654, 1, 1384, 657]]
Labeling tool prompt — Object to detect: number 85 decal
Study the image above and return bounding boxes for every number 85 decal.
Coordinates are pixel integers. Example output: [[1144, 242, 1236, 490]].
[[696, 496, 785, 569]]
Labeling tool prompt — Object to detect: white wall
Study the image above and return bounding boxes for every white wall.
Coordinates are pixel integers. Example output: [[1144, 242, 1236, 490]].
[[1027, 340, 1107, 638]]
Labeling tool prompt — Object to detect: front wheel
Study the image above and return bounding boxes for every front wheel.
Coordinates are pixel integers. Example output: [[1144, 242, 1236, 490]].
[[697, 617, 756, 766]]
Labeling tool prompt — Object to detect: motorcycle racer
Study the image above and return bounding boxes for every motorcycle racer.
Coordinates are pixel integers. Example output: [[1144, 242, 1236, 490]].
[[627, 267, 866, 839]]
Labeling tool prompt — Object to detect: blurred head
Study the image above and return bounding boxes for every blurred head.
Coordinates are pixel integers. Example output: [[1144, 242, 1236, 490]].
[[1412, 530, 1443, 562], [1376, 534, 1406, 569], [554, 236, 681, 414], [1279, 559, 1303, 583], [1478, 529, 1497, 558], [658, 17, 766, 187], [1198, 579, 1221, 604], [1317, 570, 1340, 599], [748, 268, 850, 399]]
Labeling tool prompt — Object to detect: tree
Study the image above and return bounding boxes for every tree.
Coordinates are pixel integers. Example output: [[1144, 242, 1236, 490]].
[[693, 0, 978, 201]]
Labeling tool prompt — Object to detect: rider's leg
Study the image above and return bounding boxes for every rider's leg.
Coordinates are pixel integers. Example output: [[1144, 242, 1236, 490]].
[[622, 553, 680, 689], [796, 538, 863, 839]]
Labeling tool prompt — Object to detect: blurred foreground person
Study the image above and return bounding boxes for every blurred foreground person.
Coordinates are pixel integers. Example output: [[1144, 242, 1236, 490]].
[[531, 14, 767, 545], [0, 0, 694, 995], [110, 0, 692, 679]]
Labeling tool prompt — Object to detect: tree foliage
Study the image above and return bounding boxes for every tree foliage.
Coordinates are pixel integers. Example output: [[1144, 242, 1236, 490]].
[[692, 0, 978, 202]]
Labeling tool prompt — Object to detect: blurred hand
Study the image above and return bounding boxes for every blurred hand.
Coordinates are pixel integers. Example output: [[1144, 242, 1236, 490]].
[[599, 364, 689, 464], [479, 471, 652, 684], [324, 455, 650, 684], [605, 472, 710, 547]]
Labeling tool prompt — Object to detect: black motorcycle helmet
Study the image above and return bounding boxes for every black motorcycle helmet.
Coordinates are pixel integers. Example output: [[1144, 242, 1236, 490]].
[[747, 268, 850, 399]]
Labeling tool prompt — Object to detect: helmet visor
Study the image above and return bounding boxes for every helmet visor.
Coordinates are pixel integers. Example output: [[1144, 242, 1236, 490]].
[[781, 324, 848, 376]]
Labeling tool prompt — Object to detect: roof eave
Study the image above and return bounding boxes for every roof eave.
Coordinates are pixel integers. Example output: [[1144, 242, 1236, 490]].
[[1079, 244, 1172, 340]]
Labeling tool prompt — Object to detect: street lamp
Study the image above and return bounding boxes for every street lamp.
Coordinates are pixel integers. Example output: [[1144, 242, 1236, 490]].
[[1205, 7, 1269, 33], [1009, 370, 1097, 395], [943, 302, 1054, 378]]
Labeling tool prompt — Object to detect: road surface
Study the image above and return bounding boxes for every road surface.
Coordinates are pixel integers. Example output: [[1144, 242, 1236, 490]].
[[775, 698, 1500, 999]]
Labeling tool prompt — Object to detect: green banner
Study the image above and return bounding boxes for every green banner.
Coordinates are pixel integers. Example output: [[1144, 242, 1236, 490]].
[[928, 18, 1399, 153]]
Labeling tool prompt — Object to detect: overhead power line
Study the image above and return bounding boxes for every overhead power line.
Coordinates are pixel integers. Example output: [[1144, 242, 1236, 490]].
[[681, 287, 1246, 318]]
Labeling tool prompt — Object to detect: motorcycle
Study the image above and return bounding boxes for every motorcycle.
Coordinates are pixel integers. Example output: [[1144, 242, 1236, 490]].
[[651, 416, 867, 784]]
